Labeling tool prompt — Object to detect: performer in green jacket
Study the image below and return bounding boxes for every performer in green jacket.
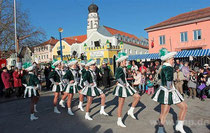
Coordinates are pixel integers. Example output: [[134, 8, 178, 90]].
[[77, 60, 87, 111], [113, 52, 141, 128], [22, 63, 41, 121], [49, 60, 63, 114], [81, 59, 108, 120], [59, 59, 78, 115], [152, 48, 187, 133]]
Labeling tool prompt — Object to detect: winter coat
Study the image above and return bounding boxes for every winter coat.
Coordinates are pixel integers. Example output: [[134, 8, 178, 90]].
[[1, 71, 13, 89], [13, 71, 23, 88]]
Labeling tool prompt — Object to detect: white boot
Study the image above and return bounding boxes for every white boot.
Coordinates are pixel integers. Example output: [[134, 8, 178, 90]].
[[34, 104, 38, 112], [175, 120, 186, 133], [78, 101, 84, 111], [127, 107, 136, 119], [68, 108, 74, 115], [59, 100, 65, 108], [100, 106, 108, 116], [54, 106, 61, 114], [117, 117, 126, 127], [30, 113, 38, 121], [85, 112, 93, 121]]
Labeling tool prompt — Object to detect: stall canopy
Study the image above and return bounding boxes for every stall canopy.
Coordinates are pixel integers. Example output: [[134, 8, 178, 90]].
[[128, 49, 210, 61]]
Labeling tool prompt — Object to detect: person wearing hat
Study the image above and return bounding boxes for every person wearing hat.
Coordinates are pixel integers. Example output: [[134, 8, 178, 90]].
[[22, 63, 41, 121], [58, 59, 79, 115], [152, 48, 187, 133], [113, 52, 140, 128], [77, 60, 87, 111], [81, 59, 108, 121], [48, 59, 63, 114]]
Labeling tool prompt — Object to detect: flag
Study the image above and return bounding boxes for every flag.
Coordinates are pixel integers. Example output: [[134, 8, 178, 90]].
[[151, 40, 154, 48]]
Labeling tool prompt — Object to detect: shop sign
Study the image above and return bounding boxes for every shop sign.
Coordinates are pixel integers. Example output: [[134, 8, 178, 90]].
[[90, 51, 104, 58]]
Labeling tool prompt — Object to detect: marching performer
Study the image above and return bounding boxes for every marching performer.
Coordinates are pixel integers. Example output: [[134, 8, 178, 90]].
[[152, 48, 187, 133], [22, 63, 41, 121], [49, 59, 64, 114], [60, 59, 79, 115], [77, 60, 87, 111], [81, 59, 108, 120], [113, 52, 141, 127]]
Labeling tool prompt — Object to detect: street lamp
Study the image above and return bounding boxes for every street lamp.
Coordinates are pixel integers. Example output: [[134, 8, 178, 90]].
[[58, 27, 63, 61]]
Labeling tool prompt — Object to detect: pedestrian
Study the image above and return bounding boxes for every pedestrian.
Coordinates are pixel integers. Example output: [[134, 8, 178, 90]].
[[146, 74, 154, 96], [33, 62, 39, 76], [1, 67, 13, 98], [174, 67, 185, 97], [13, 67, 23, 97], [152, 48, 187, 133], [44, 64, 52, 90], [139, 62, 147, 73], [22, 64, 41, 121], [49, 60, 64, 114], [81, 59, 108, 121], [133, 69, 141, 92], [60, 59, 79, 115], [113, 52, 140, 127], [131, 60, 138, 73], [187, 70, 197, 99], [100, 61, 111, 88], [77, 60, 87, 112], [181, 62, 190, 95]]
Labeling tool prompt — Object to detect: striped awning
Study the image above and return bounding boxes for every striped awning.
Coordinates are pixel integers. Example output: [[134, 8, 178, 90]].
[[175, 49, 210, 58], [128, 54, 149, 60], [147, 53, 160, 59]]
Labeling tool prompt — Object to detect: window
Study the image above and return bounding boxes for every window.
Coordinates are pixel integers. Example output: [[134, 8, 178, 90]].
[[159, 35, 165, 45], [47, 55, 48, 59], [94, 41, 100, 47], [129, 49, 132, 54], [193, 30, 201, 40], [96, 58, 100, 65], [180, 32, 188, 42], [109, 58, 113, 65]]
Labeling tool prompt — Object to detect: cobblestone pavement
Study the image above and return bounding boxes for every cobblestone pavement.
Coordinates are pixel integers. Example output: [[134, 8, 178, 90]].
[[0, 87, 210, 133]]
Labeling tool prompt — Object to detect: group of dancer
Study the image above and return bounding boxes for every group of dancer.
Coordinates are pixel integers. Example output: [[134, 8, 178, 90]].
[[22, 48, 187, 133]]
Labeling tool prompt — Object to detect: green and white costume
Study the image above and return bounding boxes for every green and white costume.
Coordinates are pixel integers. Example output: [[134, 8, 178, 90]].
[[22, 72, 40, 98], [113, 67, 137, 97], [152, 53, 184, 105], [63, 69, 79, 94], [81, 69, 103, 97], [78, 68, 86, 91], [49, 68, 64, 92]]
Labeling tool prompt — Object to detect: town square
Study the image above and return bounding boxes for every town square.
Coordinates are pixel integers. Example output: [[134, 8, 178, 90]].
[[0, 0, 210, 133]]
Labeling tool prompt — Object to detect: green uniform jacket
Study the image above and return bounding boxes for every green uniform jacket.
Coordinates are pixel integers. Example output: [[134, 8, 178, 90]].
[[115, 67, 126, 84], [22, 74, 40, 86], [83, 70, 94, 84], [48, 70, 61, 82], [160, 65, 174, 86], [63, 70, 74, 81]]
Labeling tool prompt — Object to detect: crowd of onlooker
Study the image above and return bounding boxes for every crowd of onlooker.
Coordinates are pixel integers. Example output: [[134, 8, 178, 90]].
[[127, 60, 210, 101], [1, 59, 210, 102]]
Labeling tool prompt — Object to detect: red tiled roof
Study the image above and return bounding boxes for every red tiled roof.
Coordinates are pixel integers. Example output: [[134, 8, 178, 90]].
[[37, 38, 59, 47], [64, 35, 87, 43], [104, 26, 140, 40], [64, 38, 81, 45], [145, 7, 210, 30], [104, 26, 148, 49]]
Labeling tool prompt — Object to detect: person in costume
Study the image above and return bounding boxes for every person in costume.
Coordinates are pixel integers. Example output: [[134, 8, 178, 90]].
[[22, 63, 41, 121], [81, 59, 108, 120], [113, 52, 141, 128], [77, 60, 87, 111], [49, 59, 64, 114], [59, 59, 79, 115], [152, 48, 188, 133]]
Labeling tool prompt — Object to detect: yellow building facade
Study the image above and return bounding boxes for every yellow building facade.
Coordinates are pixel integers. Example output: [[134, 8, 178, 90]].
[[52, 40, 72, 61]]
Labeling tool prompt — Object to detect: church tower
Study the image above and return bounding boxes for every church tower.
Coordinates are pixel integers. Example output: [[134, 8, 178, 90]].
[[87, 4, 99, 38]]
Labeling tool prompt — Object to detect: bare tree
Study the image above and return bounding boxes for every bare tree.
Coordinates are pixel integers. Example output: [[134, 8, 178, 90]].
[[0, 0, 45, 57]]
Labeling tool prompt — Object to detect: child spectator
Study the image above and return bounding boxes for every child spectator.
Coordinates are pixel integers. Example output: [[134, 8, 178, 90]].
[[187, 71, 197, 99], [146, 74, 154, 96]]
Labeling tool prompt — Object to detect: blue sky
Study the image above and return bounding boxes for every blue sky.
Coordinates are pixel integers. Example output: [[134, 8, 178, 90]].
[[19, 0, 209, 40]]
